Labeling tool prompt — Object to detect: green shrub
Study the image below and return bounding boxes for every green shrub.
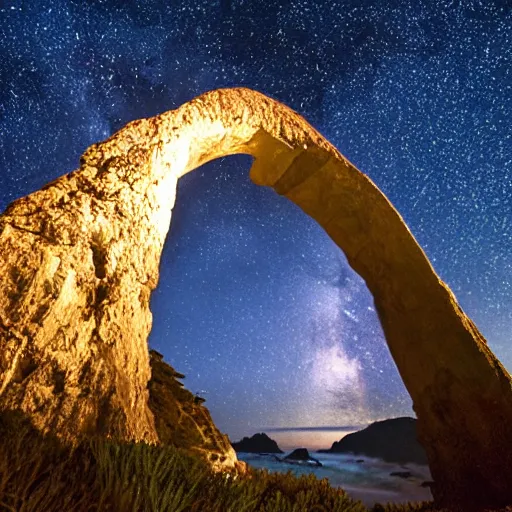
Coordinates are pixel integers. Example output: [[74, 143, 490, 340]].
[[0, 413, 98, 511]]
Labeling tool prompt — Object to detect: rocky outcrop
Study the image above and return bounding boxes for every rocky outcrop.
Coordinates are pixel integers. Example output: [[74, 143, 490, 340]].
[[281, 448, 322, 467], [148, 350, 236, 471], [319, 417, 427, 465], [0, 87, 511, 508], [231, 432, 283, 454]]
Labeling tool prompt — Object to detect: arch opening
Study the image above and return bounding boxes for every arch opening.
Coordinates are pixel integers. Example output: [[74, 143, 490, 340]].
[[149, 154, 412, 452]]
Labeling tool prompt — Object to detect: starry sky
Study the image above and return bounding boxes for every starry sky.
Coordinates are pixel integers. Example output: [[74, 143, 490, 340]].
[[1, 0, 511, 447]]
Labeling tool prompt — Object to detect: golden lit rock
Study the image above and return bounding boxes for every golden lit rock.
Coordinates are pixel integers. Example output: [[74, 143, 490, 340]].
[[0, 87, 511, 507]]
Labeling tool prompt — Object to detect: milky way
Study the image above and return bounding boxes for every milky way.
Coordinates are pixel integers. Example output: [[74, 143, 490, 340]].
[[1, 0, 510, 443]]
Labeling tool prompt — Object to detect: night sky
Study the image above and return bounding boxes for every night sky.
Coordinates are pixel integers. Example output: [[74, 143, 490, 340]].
[[1, 0, 510, 447]]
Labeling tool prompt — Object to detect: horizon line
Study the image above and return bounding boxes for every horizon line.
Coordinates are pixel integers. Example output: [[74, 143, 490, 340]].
[[259, 425, 367, 433], [258, 416, 417, 433]]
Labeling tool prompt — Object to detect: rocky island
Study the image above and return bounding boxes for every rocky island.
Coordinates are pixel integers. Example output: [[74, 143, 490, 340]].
[[231, 432, 283, 454], [279, 448, 322, 467]]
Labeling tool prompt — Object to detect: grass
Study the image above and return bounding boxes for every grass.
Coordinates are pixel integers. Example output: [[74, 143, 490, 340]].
[[1, 413, 511, 512]]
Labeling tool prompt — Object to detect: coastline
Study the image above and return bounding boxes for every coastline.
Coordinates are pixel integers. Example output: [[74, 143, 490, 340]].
[[237, 451, 433, 507]]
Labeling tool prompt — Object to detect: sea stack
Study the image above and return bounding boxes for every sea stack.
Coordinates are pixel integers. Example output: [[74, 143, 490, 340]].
[[231, 433, 283, 453]]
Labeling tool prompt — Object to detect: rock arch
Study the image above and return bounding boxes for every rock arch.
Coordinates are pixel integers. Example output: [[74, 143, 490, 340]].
[[0, 88, 511, 508]]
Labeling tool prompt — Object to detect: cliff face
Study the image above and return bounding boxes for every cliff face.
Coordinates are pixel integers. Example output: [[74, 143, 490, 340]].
[[0, 87, 511, 508], [148, 350, 237, 471], [0, 122, 169, 444], [321, 417, 428, 465]]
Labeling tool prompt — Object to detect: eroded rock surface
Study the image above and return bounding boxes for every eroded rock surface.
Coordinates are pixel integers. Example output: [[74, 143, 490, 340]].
[[0, 87, 511, 508]]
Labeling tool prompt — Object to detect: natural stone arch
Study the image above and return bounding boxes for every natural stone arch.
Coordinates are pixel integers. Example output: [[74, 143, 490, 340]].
[[0, 88, 511, 509]]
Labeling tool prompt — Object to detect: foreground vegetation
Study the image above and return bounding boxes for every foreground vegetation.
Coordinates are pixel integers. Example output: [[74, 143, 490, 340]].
[[0, 414, 510, 512]]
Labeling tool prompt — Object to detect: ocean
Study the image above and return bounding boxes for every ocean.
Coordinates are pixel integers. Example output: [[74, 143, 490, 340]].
[[237, 451, 433, 507]]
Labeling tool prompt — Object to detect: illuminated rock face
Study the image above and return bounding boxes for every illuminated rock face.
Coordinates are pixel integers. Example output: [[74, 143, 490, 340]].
[[0, 88, 511, 506]]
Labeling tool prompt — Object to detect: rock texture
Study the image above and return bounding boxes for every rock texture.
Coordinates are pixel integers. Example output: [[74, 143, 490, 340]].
[[0, 87, 511, 508], [231, 432, 283, 454], [318, 417, 427, 465], [148, 350, 237, 471]]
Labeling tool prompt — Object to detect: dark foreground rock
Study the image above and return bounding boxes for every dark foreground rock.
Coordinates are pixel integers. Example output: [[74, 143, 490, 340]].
[[231, 433, 283, 454], [318, 417, 428, 465]]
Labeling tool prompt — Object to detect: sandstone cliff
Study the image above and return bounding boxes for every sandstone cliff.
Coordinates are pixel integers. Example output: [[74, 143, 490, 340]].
[[0, 87, 511, 509], [148, 350, 237, 471]]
